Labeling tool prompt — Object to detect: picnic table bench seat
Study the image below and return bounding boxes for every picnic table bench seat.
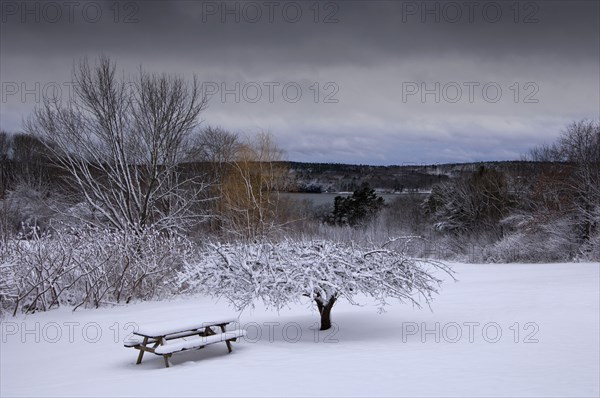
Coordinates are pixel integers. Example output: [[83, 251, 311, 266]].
[[124, 317, 245, 368], [154, 329, 247, 355], [123, 328, 209, 347]]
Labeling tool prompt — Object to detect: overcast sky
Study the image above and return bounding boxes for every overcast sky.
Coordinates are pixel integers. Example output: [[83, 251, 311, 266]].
[[1, 0, 598, 165]]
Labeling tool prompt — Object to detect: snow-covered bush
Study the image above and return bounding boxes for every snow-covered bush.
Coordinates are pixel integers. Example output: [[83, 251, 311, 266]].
[[3, 183, 56, 237], [580, 228, 600, 261], [181, 238, 454, 330], [0, 227, 194, 316], [483, 215, 577, 263], [424, 166, 514, 237]]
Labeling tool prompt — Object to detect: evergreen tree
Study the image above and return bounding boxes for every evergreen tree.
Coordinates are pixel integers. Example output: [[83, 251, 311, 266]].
[[328, 187, 384, 226]]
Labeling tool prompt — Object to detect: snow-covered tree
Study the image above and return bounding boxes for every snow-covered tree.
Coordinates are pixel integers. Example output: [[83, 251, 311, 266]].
[[558, 120, 600, 243], [424, 166, 514, 236], [25, 56, 209, 233], [523, 119, 599, 256], [182, 238, 454, 330]]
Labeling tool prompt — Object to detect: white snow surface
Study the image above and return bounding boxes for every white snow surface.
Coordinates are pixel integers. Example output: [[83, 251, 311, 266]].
[[1, 262, 599, 397]]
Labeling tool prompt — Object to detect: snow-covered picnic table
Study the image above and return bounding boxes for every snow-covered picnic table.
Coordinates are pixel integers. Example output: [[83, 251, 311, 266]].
[[124, 317, 246, 368]]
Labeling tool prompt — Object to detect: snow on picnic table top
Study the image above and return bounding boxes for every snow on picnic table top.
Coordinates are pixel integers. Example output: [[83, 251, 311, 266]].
[[133, 317, 238, 338]]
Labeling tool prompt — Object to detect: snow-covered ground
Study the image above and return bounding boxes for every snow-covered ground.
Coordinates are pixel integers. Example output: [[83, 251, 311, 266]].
[[1, 262, 599, 397]]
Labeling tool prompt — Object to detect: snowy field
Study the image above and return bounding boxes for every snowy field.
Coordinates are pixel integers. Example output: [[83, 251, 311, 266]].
[[1, 262, 598, 397]]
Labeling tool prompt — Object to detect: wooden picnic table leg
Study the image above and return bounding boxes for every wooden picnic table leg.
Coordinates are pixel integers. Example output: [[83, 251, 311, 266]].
[[158, 337, 171, 368], [136, 336, 149, 364], [219, 325, 233, 353]]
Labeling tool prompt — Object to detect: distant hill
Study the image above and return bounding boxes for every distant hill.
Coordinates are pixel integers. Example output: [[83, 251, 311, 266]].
[[284, 161, 552, 193], [0, 130, 556, 200]]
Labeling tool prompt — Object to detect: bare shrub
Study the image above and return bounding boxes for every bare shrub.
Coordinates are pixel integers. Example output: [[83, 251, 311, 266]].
[[0, 226, 194, 316]]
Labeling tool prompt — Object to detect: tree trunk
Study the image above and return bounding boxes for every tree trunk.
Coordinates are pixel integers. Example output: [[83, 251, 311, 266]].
[[316, 296, 337, 331]]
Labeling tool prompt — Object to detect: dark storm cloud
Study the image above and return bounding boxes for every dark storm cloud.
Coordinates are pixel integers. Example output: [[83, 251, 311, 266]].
[[1, 0, 599, 164], [3, 2, 597, 62]]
